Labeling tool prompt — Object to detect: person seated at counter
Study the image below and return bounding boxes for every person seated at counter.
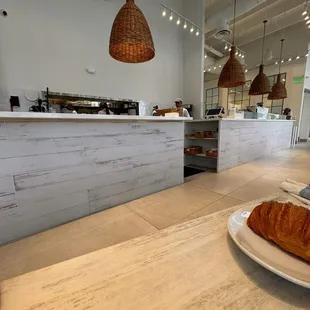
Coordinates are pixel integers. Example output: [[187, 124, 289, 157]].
[[98, 102, 113, 115], [175, 98, 190, 117]]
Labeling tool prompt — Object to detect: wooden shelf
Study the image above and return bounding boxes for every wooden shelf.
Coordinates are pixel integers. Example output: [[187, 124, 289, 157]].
[[185, 137, 218, 141], [185, 165, 217, 172], [185, 153, 218, 159]]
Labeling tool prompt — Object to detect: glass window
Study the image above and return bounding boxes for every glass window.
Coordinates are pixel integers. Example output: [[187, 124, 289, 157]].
[[205, 87, 219, 111], [262, 73, 287, 114], [227, 80, 252, 111]]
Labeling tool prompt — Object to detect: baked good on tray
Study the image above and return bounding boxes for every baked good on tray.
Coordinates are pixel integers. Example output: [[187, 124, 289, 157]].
[[247, 201, 310, 263]]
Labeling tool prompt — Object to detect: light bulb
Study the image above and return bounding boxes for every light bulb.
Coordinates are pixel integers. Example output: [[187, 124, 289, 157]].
[[196, 29, 200, 36], [281, 60, 284, 63], [305, 15, 309, 20], [225, 44, 228, 50], [214, 66, 217, 70], [204, 70, 206, 73], [184, 22, 187, 29], [302, 10, 307, 16], [296, 55, 300, 59], [177, 18, 181, 25], [308, 24, 310, 28], [275, 61, 278, 65], [204, 54, 207, 58], [306, 20, 310, 24], [239, 52, 242, 57], [190, 26, 194, 33], [282, 78, 286, 82], [306, 53, 309, 57], [245, 69, 248, 73], [219, 65, 222, 68], [169, 13, 173, 21], [208, 68, 211, 72], [162, 8, 166, 17], [288, 57, 292, 61], [242, 54, 245, 58], [235, 51, 238, 56]]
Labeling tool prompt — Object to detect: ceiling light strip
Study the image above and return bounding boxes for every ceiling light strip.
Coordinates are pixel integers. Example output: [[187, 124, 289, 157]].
[[161, 4, 203, 35]]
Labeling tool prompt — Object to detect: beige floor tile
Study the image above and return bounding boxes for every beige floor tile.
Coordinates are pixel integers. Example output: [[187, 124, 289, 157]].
[[0, 205, 157, 281], [228, 174, 283, 202], [187, 170, 259, 196], [1, 143, 309, 282], [177, 196, 243, 224], [126, 185, 222, 229]]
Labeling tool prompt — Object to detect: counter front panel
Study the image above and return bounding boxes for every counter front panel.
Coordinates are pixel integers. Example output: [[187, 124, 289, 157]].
[[0, 114, 185, 244]]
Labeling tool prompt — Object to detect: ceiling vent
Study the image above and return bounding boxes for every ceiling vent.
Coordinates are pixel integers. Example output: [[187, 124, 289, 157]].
[[214, 19, 232, 40]]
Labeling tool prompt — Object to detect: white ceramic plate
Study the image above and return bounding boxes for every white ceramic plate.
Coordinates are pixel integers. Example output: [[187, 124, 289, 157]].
[[227, 201, 310, 289]]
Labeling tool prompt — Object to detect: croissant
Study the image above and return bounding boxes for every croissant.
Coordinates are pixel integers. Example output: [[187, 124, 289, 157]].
[[247, 201, 310, 263]]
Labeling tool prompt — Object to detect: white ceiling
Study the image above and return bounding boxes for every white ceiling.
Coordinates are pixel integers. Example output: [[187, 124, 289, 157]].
[[204, 0, 310, 79], [205, 0, 308, 51]]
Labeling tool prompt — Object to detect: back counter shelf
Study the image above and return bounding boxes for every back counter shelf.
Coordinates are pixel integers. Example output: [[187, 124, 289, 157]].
[[184, 119, 294, 174]]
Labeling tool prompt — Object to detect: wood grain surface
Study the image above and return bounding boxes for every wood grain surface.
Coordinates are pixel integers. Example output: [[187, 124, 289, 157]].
[[1, 195, 309, 310]]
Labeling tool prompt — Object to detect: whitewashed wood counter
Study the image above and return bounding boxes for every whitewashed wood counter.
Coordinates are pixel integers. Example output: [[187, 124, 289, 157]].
[[0, 112, 190, 244], [184, 119, 294, 172], [1, 195, 309, 310]]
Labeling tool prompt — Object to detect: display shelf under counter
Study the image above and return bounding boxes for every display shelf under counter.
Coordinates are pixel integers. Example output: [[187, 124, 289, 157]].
[[0, 112, 190, 244], [184, 118, 294, 174]]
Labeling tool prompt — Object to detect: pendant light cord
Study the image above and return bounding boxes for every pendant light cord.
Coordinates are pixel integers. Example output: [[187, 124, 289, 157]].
[[279, 39, 284, 74], [261, 20, 268, 64], [232, 0, 236, 45]]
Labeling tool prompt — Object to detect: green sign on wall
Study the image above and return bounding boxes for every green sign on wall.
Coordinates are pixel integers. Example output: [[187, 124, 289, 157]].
[[293, 76, 304, 84]]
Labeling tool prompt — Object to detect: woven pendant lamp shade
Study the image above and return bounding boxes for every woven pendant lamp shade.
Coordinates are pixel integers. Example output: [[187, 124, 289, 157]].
[[109, 0, 155, 63], [268, 74, 287, 100], [268, 39, 287, 100], [249, 20, 271, 96], [218, 46, 245, 88], [218, 0, 245, 88], [249, 64, 270, 95]]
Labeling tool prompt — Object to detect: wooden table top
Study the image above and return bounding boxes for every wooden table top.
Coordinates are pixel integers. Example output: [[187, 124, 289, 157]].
[[1, 194, 309, 310]]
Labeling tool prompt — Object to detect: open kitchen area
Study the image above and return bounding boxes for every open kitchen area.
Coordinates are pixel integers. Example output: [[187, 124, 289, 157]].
[[0, 0, 310, 309]]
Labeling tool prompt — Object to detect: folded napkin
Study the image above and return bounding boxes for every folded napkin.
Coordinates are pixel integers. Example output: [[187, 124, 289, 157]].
[[280, 179, 310, 205]]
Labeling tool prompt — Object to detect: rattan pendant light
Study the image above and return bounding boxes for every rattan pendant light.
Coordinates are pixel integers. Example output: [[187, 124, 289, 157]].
[[249, 20, 271, 96], [268, 39, 287, 100], [109, 0, 155, 63], [218, 0, 245, 88]]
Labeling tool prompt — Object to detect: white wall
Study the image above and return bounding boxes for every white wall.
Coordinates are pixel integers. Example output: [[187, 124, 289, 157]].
[[300, 48, 310, 140], [182, 0, 205, 119], [0, 0, 186, 112]]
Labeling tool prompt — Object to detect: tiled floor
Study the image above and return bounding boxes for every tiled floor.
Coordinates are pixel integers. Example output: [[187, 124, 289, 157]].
[[1, 143, 309, 281]]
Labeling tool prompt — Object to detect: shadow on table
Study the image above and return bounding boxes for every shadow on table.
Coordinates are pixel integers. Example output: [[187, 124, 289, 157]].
[[227, 234, 310, 308]]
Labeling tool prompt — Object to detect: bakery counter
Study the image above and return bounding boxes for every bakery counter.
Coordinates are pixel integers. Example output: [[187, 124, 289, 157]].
[[0, 112, 188, 244], [1, 194, 309, 309], [184, 119, 294, 172]]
